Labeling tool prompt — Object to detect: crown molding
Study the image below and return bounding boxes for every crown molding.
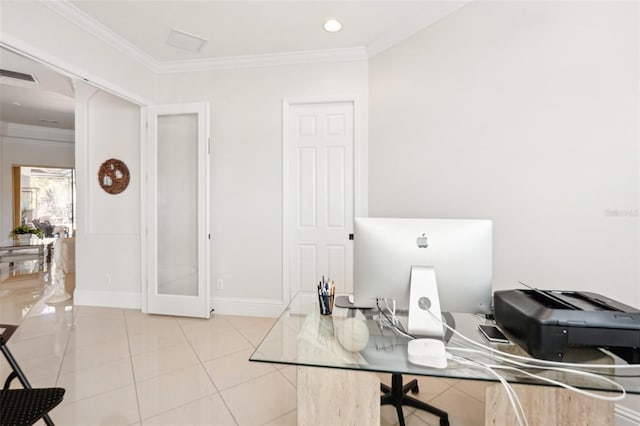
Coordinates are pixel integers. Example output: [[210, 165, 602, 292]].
[[41, 0, 368, 74], [154, 47, 368, 73], [41, 0, 159, 71]]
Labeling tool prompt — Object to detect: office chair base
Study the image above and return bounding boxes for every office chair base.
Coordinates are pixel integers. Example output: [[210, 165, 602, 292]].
[[381, 373, 449, 426]]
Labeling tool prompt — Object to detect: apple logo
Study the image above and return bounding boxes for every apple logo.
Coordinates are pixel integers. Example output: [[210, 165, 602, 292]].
[[416, 233, 429, 248]]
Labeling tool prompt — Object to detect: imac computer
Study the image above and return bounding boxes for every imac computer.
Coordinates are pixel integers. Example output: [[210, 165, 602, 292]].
[[351, 217, 493, 336]]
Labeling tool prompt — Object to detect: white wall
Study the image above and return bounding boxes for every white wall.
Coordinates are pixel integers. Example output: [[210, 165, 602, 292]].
[[369, 1, 639, 306], [156, 60, 369, 315], [0, 123, 74, 235], [73, 82, 142, 308]]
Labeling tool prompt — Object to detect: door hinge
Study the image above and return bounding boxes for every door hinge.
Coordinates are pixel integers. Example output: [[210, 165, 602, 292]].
[[349, 233, 354, 240]]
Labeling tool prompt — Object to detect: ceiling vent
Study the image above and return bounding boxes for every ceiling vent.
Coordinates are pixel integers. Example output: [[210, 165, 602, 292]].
[[0, 69, 38, 83], [167, 29, 207, 53]]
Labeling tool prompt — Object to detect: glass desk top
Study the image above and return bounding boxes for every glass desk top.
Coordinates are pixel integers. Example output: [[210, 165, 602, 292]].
[[250, 292, 640, 395]]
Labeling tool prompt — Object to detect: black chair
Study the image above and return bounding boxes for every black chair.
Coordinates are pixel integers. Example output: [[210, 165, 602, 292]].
[[380, 313, 456, 426], [1, 325, 65, 425], [381, 373, 449, 426], [0, 388, 65, 426]]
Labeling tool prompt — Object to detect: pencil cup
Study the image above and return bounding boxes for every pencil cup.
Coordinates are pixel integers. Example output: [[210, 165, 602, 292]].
[[318, 294, 335, 315]]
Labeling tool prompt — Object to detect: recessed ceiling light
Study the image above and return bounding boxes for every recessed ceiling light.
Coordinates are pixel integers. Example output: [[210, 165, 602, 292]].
[[323, 19, 342, 33], [167, 29, 207, 53]]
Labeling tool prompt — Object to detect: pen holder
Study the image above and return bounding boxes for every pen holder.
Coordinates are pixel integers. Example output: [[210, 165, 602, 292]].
[[318, 293, 335, 315]]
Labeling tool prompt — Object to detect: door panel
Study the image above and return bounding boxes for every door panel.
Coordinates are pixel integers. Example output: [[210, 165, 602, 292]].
[[146, 103, 210, 318], [289, 101, 354, 297], [157, 113, 198, 297]]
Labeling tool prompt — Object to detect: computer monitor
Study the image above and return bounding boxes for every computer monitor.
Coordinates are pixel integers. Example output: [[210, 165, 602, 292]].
[[352, 217, 493, 315]]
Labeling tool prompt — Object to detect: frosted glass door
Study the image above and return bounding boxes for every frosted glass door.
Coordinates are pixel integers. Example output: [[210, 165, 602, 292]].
[[157, 114, 198, 296], [146, 103, 210, 318]]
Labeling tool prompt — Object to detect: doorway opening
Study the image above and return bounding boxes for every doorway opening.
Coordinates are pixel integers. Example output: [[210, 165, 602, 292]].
[[14, 166, 76, 237]]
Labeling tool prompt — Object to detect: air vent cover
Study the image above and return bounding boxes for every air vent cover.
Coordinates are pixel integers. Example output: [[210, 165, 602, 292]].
[[0, 69, 37, 83]]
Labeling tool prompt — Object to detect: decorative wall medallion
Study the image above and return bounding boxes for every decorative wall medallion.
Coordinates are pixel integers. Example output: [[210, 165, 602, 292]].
[[98, 158, 130, 194]]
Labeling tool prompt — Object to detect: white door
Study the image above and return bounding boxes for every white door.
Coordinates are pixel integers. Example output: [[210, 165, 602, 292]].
[[145, 103, 210, 318], [287, 101, 355, 298]]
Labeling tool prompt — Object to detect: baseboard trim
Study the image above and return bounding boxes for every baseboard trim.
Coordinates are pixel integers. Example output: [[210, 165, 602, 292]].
[[616, 404, 640, 425], [72, 291, 284, 317], [210, 296, 285, 318], [73, 289, 141, 310]]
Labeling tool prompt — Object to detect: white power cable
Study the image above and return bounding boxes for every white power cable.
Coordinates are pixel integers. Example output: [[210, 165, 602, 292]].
[[377, 299, 528, 423], [448, 347, 626, 401], [428, 308, 637, 370], [448, 354, 528, 426], [376, 299, 631, 421]]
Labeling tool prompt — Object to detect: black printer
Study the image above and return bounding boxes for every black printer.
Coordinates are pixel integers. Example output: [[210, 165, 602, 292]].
[[493, 289, 640, 364]]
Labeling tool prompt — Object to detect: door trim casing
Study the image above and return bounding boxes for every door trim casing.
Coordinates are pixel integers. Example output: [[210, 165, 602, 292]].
[[143, 102, 211, 318], [282, 96, 367, 305]]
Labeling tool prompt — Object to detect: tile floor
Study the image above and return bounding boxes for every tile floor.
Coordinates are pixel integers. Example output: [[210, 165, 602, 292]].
[[0, 264, 489, 425]]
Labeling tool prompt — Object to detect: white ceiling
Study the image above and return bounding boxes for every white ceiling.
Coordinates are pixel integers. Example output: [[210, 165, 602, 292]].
[[0, 1, 466, 131], [68, 1, 465, 62], [0, 48, 75, 130]]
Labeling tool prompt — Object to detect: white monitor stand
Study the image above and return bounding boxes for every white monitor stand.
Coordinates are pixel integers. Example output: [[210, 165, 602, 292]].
[[407, 266, 444, 337], [406, 266, 447, 368]]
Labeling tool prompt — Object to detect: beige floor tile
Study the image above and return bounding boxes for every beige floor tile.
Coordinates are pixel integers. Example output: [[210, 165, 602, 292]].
[[236, 321, 276, 347], [381, 405, 416, 426], [74, 305, 126, 319], [178, 315, 230, 332], [5, 332, 69, 362], [221, 371, 296, 426], [6, 351, 64, 384], [136, 364, 217, 420], [132, 342, 201, 382], [127, 325, 188, 356], [203, 347, 276, 390], [224, 315, 276, 332], [415, 387, 484, 426], [278, 365, 297, 386], [404, 413, 433, 426], [61, 336, 130, 373], [378, 376, 459, 426], [57, 357, 135, 403], [178, 316, 235, 343], [455, 379, 488, 402], [382, 407, 436, 426], [410, 375, 456, 402], [262, 409, 296, 426], [11, 312, 72, 341], [126, 314, 181, 337], [188, 329, 253, 362], [141, 393, 236, 426], [49, 383, 140, 425], [66, 315, 128, 348]]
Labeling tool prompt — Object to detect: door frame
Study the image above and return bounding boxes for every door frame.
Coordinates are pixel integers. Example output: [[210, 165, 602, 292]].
[[142, 102, 211, 318], [282, 96, 367, 304]]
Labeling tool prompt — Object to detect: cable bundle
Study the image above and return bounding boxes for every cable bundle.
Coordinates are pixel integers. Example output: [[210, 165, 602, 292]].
[[376, 298, 631, 426]]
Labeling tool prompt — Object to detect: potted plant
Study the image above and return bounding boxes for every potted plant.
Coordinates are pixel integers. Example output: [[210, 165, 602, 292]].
[[9, 224, 44, 243]]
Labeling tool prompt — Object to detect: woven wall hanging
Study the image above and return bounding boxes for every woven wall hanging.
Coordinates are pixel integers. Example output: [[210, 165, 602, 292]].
[[98, 158, 130, 195]]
